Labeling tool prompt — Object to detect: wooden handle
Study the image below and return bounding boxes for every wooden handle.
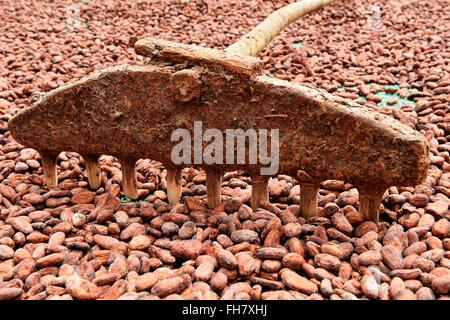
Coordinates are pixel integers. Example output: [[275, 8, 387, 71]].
[[226, 0, 335, 57]]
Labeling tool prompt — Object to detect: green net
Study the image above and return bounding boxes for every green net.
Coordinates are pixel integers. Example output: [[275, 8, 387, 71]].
[[338, 83, 418, 108], [119, 195, 144, 203]]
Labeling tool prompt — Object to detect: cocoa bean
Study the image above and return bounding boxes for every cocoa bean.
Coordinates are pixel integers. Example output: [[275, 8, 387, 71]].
[[230, 230, 259, 244], [216, 249, 238, 269], [151, 274, 191, 298], [381, 245, 405, 270], [361, 274, 379, 299], [254, 247, 288, 260], [280, 269, 318, 294], [314, 253, 341, 271], [0, 288, 23, 300], [194, 261, 215, 281], [394, 289, 416, 300], [65, 275, 100, 300], [210, 272, 228, 292], [415, 287, 436, 300], [358, 250, 382, 266], [170, 239, 202, 260], [389, 268, 422, 280]]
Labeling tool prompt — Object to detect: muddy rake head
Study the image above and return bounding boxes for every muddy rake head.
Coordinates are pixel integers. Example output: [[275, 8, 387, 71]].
[[7, 1, 429, 223]]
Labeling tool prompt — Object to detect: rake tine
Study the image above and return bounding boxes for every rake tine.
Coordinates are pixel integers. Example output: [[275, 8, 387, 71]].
[[84, 155, 102, 189], [251, 175, 270, 211], [300, 182, 319, 219], [166, 167, 182, 204], [40, 152, 58, 188], [359, 190, 385, 225], [206, 170, 222, 208], [120, 158, 139, 199]]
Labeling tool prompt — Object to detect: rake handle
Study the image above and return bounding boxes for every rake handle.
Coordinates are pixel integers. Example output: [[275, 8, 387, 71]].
[[226, 0, 335, 57]]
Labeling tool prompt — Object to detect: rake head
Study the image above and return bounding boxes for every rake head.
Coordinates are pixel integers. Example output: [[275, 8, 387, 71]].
[[8, 38, 430, 223]]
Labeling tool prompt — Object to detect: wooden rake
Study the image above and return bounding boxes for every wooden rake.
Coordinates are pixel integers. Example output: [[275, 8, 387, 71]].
[[8, 0, 429, 223]]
